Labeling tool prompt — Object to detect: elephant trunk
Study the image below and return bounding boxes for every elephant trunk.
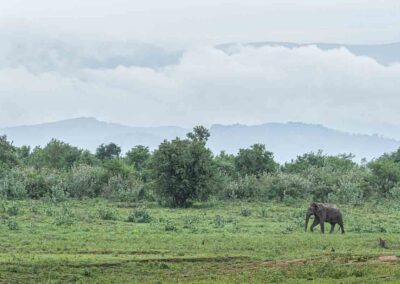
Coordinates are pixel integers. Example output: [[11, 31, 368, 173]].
[[305, 212, 311, 232]]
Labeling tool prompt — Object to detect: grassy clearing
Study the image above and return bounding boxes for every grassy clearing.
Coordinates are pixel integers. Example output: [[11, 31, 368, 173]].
[[0, 200, 400, 283]]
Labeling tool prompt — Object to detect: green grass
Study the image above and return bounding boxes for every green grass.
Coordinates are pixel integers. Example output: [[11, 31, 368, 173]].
[[0, 199, 400, 283]]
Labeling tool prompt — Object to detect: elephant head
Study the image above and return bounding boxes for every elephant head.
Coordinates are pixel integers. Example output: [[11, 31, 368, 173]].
[[305, 202, 319, 231]]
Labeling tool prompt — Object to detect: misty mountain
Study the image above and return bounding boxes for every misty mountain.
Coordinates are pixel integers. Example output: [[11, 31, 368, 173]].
[[1, 118, 399, 163], [218, 41, 400, 65]]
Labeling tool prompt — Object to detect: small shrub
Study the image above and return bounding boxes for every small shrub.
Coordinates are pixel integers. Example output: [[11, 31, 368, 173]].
[[98, 207, 118, 221], [30, 205, 40, 215], [240, 208, 252, 217], [260, 208, 267, 218], [214, 215, 225, 228], [7, 205, 20, 216], [45, 207, 55, 217], [7, 220, 19, 230], [48, 184, 69, 203], [164, 221, 177, 231], [82, 268, 92, 277], [54, 206, 75, 226], [127, 209, 152, 223], [183, 216, 199, 231]]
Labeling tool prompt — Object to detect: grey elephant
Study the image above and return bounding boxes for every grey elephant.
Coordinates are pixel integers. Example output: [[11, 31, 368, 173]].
[[305, 202, 344, 234]]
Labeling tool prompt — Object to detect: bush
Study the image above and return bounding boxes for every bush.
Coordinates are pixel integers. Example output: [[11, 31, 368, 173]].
[[65, 165, 107, 198], [240, 208, 252, 217], [0, 168, 27, 199], [164, 221, 177, 231], [7, 220, 19, 231], [127, 209, 152, 223], [6, 204, 20, 216], [152, 127, 215, 208], [54, 206, 75, 226], [258, 173, 312, 201], [102, 174, 147, 202], [214, 215, 225, 228], [222, 175, 261, 199], [98, 207, 118, 221]]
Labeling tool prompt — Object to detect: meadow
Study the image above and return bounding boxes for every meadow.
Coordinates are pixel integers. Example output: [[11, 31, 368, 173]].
[[1, 199, 400, 283]]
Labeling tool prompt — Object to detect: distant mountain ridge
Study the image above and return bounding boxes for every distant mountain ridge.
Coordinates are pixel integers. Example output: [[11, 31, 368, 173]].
[[1, 118, 399, 163]]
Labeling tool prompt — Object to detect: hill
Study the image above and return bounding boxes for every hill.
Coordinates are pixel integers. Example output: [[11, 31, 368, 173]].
[[1, 118, 399, 163]]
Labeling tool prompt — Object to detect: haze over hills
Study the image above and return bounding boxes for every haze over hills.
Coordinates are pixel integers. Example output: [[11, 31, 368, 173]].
[[1, 118, 399, 163]]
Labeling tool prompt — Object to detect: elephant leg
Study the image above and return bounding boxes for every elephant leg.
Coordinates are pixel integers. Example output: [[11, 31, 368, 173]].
[[339, 222, 345, 234], [320, 221, 325, 234], [330, 223, 335, 234], [310, 219, 319, 232]]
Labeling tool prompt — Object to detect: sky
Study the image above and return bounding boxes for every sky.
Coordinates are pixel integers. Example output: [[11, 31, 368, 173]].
[[0, 0, 400, 137]]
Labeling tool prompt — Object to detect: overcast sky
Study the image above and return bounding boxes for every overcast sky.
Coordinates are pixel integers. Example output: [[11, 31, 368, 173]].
[[1, 0, 400, 137]]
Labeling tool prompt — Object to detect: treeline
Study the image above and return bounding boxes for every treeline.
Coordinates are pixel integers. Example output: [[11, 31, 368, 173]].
[[1, 126, 400, 207]]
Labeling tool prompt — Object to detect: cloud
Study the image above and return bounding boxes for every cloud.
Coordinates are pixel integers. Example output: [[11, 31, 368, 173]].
[[0, 40, 400, 140]]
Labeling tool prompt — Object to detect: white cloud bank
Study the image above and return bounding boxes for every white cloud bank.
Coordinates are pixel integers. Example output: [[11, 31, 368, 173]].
[[0, 43, 400, 139]]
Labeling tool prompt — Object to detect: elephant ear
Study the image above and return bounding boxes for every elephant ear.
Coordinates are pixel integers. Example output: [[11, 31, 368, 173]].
[[310, 202, 320, 212]]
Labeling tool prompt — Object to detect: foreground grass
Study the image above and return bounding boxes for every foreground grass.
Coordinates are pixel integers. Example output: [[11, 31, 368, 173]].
[[0, 200, 400, 283]]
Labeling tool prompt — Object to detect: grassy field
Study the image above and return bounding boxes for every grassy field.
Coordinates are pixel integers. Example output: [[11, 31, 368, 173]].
[[1, 199, 400, 283]]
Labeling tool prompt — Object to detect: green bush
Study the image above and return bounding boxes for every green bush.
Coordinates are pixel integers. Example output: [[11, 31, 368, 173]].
[[240, 208, 252, 217], [54, 206, 75, 226], [65, 165, 107, 198], [98, 207, 118, 221], [6, 204, 20, 216], [127, 209, 152, 223], [7, 220, 19, 231], [0, 168, 27, 199], [214, 215, 225, 228], [102, 174, 147, 202], [164, 221, 177, 231]]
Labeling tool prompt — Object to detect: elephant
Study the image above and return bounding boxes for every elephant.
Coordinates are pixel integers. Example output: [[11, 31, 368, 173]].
[[305, 202, 344, 234]]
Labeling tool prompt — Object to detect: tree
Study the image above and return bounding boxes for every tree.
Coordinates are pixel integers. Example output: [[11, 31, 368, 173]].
[[29, 139, 82, 170], [125, 145, 151, 171], [151, 127, 214, 207], [367, 152, 400, 197], [214, 151, 236, 177], [235, 144, 278, 177], [0, 136, 18, 172], [95, 143, 121, 160], [283, 151, 356, 174]]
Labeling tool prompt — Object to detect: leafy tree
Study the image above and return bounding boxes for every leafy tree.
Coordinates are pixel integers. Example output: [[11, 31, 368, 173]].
[[235, 144, 278, 177], [186, 125, 210, 143], [28, 139, 82, 170], [283, 150, 357, 174], [125, 145, 151, 171], [367, 154, 400, 197], [0, 136, 18, 171], [214, 151, 236, 177], [95, 143, 121, 160], [15, 145, 31, 164], [151, 127, 214, 207]]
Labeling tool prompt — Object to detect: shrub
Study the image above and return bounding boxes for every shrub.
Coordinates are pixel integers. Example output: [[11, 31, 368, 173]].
[[102, 174, 147, 202], [240, 208, 252, 217], [0, 168, 27, 199], [223, 175, 260, 199], [65, 165, 107, 198], [152, 127, 215, 208], [7, 220, 19, 231], [214, 215, 225, 228], [54, 206, 75, 226], [6, 204, 20, 216], [48, 184, 69, 203], [98, 207, 118, 221], [127, 209, 152, 223], [164, 221, 177, 231]]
